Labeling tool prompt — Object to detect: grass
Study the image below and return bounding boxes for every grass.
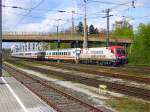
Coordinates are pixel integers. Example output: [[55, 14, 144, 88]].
[[106, 97, 150, 112], [2, 70, 10, 77], [127, 62, 150, 67]]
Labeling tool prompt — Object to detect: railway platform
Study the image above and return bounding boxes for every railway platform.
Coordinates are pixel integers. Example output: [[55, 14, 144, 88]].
[[0, 74, 55, 112]]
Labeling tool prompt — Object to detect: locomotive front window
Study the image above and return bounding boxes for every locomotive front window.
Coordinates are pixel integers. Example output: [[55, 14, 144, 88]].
[[116, 49, 125, 55], [111, 49, 114, 53]]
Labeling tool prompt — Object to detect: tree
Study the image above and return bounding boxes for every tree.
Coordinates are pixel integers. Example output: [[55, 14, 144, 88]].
[[89, 24, 95, 34], [2, 48, 11, 60], [94, 28, 99, 34], [112, 20, 134, 38], [76, 22, 83, 34], [112, 27, 134, 38], [89, 24, 99, 34], [129, 23, 150, 64]]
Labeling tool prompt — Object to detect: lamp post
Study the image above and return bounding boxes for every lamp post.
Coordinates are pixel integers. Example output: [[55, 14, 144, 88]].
[[55, 19, 62, 64], [58, 10, 75, 39], [83, 0, 88, 48]]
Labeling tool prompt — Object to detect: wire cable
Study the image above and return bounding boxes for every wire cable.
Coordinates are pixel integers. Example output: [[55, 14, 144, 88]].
[[14, 0, 45, 27]]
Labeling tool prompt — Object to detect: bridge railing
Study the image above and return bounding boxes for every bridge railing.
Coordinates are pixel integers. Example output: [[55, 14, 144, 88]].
[[2, 32, 133, 43], [2, 31, 52, 35]]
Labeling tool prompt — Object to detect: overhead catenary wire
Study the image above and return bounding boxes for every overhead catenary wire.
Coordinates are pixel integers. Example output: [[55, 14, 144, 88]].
[[3, 0, 150, 33], [14, 0, 45, 27]]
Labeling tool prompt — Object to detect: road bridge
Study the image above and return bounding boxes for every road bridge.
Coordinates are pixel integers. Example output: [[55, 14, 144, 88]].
[[2, 32, 133, 44]]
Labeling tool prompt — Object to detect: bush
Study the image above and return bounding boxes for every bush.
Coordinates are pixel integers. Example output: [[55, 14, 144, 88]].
[[129, 23, 150, 65]]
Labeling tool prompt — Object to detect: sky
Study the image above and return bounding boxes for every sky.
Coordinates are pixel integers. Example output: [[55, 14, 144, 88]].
[[2, 0, 150, 48]]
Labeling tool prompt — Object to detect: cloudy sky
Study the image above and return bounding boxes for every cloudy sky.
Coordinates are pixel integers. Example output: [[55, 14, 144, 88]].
[[2, 0, 150, 47]]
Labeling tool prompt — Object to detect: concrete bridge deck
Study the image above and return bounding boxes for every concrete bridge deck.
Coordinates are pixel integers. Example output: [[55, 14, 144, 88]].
[[2, 32, 133, 44]]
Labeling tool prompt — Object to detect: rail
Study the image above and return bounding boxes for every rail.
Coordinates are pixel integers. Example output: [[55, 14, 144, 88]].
[[3, 63, 105, 112]]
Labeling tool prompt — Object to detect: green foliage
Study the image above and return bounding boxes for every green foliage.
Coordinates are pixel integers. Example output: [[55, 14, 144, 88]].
[[107, 97, 150, 112], [50, 42, 71, 49], [112, 27, 134, 38], [89, 24, 95, 34], [89, 24, 99, 34], [50, 43, 57, 49], [2, 48, 11, 59], [76, 22, 83, 34], [129, 23, 150, 65], [60, 43, 71, 49]]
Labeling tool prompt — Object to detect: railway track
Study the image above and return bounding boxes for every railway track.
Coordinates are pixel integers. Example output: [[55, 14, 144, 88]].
[[121, 65, 150, 74], [24, 60, 150, 84], [3, 64, 107, 112], [5, 61, 150, 101]]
